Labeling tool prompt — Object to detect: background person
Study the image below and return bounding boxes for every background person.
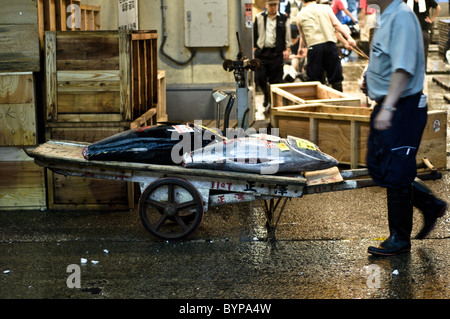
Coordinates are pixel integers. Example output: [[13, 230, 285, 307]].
[[296, 0, 356, 92], [254, 0, 292, 108]]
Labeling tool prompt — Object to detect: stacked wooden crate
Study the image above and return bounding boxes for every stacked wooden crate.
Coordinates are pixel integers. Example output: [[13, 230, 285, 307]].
[[271, 105, 447, 169], [44, 30, 164, 210], [0, 1, 45, 210], [437, 18, 450, 56]]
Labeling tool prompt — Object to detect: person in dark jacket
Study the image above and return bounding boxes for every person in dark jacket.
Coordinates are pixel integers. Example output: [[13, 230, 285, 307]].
[[253, 0, 292, 108]]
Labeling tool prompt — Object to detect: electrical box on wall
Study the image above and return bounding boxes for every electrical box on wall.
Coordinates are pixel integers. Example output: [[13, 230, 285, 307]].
[[184, 0, 229, 47]]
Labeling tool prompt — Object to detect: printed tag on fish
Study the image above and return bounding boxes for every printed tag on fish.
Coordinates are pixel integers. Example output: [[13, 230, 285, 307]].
[[171, 125, 195, 133], [418, 94, 427, 108], [277, 142, 290, 152], [296, 138, 317, 151]]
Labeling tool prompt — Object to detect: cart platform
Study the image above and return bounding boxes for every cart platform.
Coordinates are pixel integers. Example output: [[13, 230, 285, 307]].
[[25, 141, 441, 240]]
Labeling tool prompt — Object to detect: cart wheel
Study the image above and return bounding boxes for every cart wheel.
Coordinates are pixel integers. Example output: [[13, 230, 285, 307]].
[[138, 177, 204, 240]]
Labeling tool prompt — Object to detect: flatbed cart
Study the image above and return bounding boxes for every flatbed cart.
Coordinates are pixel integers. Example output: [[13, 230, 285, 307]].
[[25, 140, 442, 241]]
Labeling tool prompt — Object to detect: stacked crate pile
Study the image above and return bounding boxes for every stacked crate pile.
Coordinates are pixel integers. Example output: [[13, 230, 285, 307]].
[[0, 0, 44, 210], [0, 0, 101, 210], [437, 18, 450, 56], [44, 30, 165, 210]]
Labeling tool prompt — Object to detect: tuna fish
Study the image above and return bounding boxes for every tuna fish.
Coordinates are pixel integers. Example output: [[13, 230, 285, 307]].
[[182, 134, 339, 175], [82, 123, 224, 165]]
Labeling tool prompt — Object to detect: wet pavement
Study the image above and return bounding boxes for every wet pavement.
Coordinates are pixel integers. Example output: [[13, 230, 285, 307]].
[[1, 172, 449, 302]]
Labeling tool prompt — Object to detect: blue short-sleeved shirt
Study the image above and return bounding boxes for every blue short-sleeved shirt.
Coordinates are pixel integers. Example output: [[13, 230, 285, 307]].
[[366, 0, 425, 102]]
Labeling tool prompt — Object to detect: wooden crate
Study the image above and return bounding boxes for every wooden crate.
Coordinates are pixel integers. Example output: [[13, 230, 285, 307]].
[[0, 147, 46, 211], [0, 25, 40, 72], [437, 18, 450, 55], [45, 122, 135, 210], [270, 105, 447, 169], [270, 82, 361, 108], [131, 31, 159, 118], [37, 0, 101, 49], [156, 70, 168, 122], [0, 72, 37, 146], [45, 30, 159, 123]]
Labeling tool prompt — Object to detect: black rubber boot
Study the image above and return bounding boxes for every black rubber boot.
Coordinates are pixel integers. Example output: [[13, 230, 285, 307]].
[[368, 186, 413, 256], [412, 179, 447, 239], [331, 82, 343, 92]]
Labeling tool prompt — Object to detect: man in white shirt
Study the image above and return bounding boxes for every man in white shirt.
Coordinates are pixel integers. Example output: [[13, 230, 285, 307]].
[[296, 0, 355, 92]]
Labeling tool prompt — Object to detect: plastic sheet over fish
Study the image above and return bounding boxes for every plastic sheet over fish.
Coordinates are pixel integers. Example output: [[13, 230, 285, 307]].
[[82, 123, 224, 165], [182, 135, 339, 174]]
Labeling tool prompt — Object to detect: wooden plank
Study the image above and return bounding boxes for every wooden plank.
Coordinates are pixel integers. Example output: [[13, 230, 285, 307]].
[[130, 108, 157, 129], [94, 9, 101, 30], [0, 72, 34, 104], [55, 31, 120, 70], [131, 32, 158, 41], [157, 70, 168, 122], [57, 70, 121, 93], [56, 0, 67, 31], [55, 113, 124, 123], [271, 105, 372, 122], [45, 31, 58, 121], [52, 174, 129, 206], [0, 0, 38, 24], [0, 103, 37, 146], [57, 70, 121, 82], [47, 126, 125, 144], [44, 0, 57, 31], [270, 82, 360, 108], [119, 30, 132, 121], [0, 185, 46, 210], [0, 25, 40, 72], [57, 91, 121, 113], [0, 161, 44, 188], [0, 147, 46, 210], [37, 0, 45, 50]]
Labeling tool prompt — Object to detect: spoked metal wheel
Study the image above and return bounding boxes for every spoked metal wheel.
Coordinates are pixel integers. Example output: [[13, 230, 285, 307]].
[[138, 177, 204, 240]]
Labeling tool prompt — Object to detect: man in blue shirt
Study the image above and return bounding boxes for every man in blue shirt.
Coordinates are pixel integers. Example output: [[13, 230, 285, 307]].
[[364, 0, 447, 256]]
